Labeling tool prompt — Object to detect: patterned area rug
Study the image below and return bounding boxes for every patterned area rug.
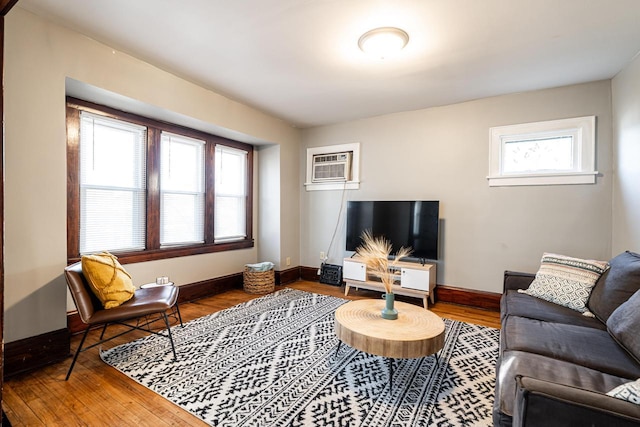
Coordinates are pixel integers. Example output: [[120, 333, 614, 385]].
[[101, 288, 499, 426]]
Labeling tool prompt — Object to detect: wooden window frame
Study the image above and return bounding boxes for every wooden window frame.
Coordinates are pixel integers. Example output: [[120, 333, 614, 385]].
[[66, 97, 254, 264]]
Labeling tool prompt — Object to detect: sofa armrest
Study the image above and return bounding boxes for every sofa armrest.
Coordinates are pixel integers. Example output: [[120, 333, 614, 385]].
[[513, 376, 640, 427], [503, 271, 535, 293]]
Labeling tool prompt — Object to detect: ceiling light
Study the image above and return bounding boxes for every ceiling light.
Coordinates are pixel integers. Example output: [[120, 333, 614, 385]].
[[358, 27, 409, 59]]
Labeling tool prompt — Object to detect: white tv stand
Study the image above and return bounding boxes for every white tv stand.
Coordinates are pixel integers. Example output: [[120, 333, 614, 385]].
[[342, 257, 436, 309]]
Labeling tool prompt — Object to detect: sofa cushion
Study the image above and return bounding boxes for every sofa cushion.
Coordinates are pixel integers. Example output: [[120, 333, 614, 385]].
[[608, 379, 640, 404], [502, 315, 640, 379], [494, 350, 632, 418], [589, 251, 640, 322], [608, 290, 640, 364], [521, 253, 608, 316], [501, 290, 606, 330]]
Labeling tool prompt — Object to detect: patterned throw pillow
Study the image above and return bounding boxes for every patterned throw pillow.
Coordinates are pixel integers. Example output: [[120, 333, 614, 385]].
[[81, 252, 136, 309], [520, 253, 609, 316], [607, 379, 640, 404]]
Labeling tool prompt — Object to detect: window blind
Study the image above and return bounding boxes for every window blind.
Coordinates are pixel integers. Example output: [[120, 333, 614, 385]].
[[160, 132, 206, 246], [79, 112, 147, 253], [214, 145, 247, 242]]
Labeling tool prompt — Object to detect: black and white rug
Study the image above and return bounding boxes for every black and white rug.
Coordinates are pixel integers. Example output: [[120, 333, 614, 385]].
[[101, 288, 499, 426]]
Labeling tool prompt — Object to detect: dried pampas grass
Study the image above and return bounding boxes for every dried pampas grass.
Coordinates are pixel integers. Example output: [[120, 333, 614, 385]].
[[355, 230, 413, 294]]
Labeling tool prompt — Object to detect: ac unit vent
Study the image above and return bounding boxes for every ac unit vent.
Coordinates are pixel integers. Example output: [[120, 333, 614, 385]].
[[312, 152, 352, 182]]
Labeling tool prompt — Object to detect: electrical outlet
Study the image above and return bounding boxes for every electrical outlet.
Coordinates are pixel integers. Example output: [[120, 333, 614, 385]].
[[286, 257, 291, 266], [320, 251, 325, 260]]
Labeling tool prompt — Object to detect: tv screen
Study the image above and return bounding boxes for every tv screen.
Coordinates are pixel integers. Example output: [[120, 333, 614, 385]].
[[346, 201, 439, 261]]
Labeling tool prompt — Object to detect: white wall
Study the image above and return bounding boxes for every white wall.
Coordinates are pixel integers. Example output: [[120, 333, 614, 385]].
[[612, 53, 640, 254], [3, 7, 301, 342], [258, 144, 282, 267], [301, 81, 614, 293]]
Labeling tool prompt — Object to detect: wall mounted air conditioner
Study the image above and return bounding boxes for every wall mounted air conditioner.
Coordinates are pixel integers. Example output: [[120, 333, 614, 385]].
[[311, 152, 352, 183], [304, 143, 360, 191]]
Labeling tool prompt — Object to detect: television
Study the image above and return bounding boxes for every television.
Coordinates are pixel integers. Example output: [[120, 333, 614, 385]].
[[345, 200, 439, 261]]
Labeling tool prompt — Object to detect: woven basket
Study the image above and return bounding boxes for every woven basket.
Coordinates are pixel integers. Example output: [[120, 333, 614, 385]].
[[243, 267, 275, 294]]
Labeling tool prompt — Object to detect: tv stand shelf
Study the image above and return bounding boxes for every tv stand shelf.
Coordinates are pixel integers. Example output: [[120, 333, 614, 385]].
[[343, 257, 436, 309]]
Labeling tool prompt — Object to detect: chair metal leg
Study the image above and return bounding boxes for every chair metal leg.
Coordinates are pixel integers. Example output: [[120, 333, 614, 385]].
[[99, 323, 108, 340], [68, 311, 178, 381], [161, 312, 178, 361], [66, 327, 91, 381], [137, 315, 152, 331], [174, 302, 184, 327]]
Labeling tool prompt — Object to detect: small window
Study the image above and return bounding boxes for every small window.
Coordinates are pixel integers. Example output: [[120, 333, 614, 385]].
[[488, 116, 597, 186]]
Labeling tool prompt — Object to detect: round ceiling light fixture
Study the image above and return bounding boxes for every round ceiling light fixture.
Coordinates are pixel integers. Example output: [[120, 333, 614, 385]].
[[358, 27, 409, 58]]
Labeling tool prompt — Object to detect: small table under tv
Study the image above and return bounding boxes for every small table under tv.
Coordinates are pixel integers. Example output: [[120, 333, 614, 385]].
[[342, 257, 436, 309]]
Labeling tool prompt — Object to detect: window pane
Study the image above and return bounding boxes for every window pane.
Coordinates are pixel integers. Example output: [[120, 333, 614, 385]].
[[81, 115, 146, 188], [160, 133, 205, 246], [215, 146, 246, 196], [214, 196, 246, 241], [79, 112, 146, 253], [502, 136, 573, 174], [81, 188, 146, 253], [161, 193, 205, 245], [215, 146, 247, 241], [161, 133, 204, 192]]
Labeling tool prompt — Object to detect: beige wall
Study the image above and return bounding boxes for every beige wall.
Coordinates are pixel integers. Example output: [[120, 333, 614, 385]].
[[3, 7, 301, 342], [301, 81, 614, 293], [612, 53, 640, 254]]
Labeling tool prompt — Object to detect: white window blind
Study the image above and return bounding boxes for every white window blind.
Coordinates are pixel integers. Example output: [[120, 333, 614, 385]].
[[215, 145, 247, 242], [79, 112, 147, 253], [160, 132, 206, 246]]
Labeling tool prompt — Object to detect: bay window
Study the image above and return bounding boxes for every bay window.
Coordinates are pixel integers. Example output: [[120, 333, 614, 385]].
[[66, 98, 254, 264]]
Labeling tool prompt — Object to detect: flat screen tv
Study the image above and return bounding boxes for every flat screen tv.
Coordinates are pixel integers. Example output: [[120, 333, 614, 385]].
[[345, 200, 439, 261]]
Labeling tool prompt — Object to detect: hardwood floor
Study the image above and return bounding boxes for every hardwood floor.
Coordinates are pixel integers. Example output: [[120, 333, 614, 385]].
[[3, 281, 500, 426]]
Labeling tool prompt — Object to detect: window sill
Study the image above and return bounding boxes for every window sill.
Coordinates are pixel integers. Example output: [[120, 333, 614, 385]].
[[69, 239, 254, 265], [487, 171, 598, 187], [304, 180, 360, 191]]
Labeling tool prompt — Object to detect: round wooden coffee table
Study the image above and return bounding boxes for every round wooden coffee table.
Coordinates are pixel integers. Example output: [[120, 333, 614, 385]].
[[334, 299, 445, 388], [335, 299, 445, 359]]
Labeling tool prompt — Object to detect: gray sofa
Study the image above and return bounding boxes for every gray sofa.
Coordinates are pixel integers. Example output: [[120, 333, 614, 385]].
[[494, 251, 640, 427]]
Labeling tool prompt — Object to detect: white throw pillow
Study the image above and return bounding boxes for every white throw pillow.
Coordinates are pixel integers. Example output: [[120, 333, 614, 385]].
[[519, 253, 609, 316], [607, 379, 640, 404]]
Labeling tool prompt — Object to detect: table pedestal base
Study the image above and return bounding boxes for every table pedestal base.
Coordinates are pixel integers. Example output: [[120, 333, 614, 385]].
[[335, 340, 441, 391]]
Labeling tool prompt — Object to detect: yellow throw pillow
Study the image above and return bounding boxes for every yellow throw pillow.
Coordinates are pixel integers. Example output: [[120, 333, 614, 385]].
[[81, 252, 136, 309]]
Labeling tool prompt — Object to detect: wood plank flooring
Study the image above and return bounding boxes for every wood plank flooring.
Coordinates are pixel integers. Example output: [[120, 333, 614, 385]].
[[3, 281, 500, 426]]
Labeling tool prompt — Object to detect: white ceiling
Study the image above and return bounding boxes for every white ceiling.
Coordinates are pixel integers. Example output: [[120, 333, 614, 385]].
[[17, 0, 640, 128]]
